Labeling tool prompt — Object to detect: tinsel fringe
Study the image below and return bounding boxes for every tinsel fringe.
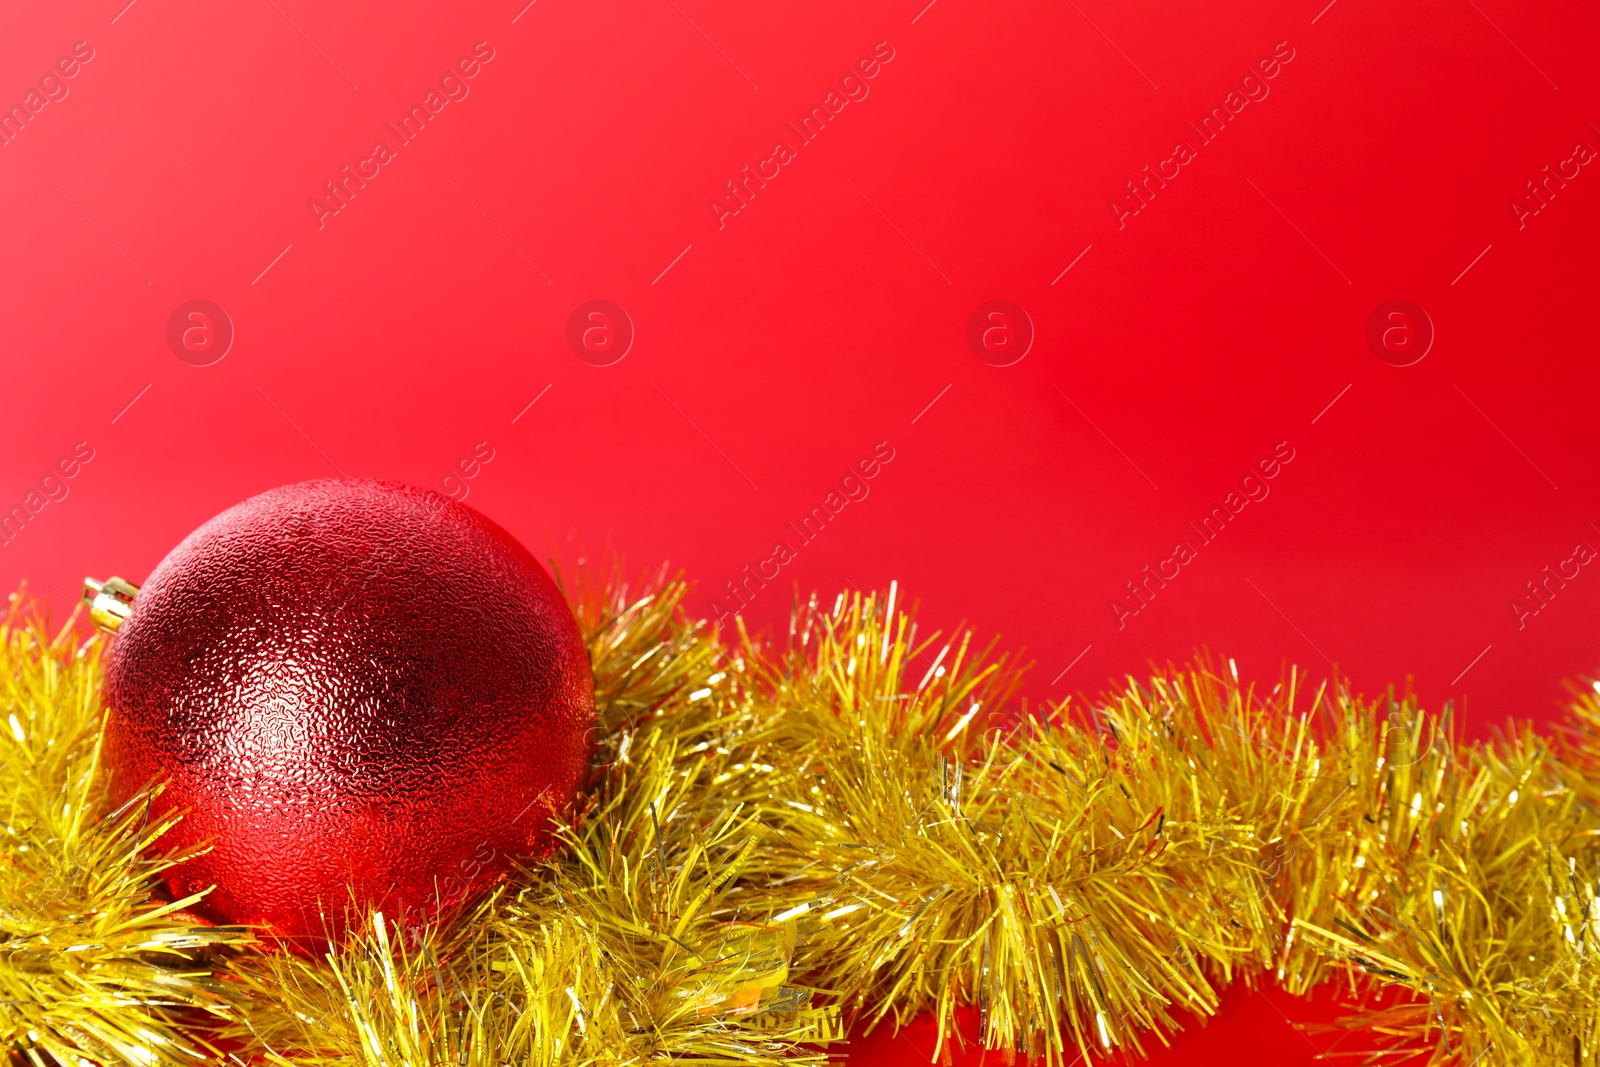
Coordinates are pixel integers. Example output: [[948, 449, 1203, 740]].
[[3, 572, 1600, 1067]]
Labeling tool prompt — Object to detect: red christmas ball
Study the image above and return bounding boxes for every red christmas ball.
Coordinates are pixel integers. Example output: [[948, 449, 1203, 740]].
[[101, 479, 593, 941]]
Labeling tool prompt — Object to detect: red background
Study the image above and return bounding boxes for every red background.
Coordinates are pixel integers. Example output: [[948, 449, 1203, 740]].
[[2, 0, 1597, 1060]]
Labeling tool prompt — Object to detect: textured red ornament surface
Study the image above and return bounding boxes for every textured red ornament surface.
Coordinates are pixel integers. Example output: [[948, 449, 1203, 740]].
[[102, 479, 594, 941]]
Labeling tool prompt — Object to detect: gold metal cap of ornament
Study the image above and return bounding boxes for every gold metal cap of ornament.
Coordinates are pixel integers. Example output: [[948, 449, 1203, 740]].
[[82, 576, 140, 633]]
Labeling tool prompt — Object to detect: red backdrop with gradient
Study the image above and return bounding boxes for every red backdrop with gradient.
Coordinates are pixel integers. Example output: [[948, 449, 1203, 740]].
[[2, 0, 1597, 1060]]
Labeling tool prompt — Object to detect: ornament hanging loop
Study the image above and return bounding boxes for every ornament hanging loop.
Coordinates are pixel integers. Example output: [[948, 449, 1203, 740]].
[[82, 576, 139, 633]]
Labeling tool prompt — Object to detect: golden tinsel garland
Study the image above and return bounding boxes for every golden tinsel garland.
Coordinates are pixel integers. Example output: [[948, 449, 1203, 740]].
[[3, 571, 1600, 1067]]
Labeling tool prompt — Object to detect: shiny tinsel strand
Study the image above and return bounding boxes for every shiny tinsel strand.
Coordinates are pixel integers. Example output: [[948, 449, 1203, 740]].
[[4, 576, 1600, 1066]]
